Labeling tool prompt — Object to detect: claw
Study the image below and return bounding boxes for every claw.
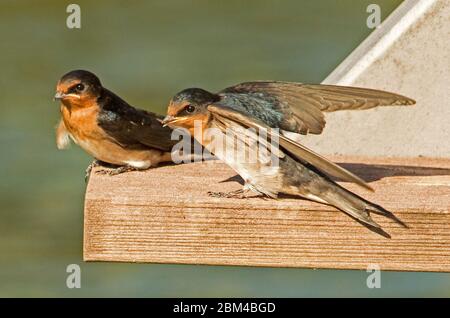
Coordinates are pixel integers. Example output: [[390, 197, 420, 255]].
[[96, 166, 137, 176], [207, 189, 247, 199], [85, 160, 101, 183]]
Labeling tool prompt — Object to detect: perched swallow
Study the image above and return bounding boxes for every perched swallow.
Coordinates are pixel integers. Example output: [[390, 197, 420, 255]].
[[55, 70, 178, 177], [162, 81, 415, 235]]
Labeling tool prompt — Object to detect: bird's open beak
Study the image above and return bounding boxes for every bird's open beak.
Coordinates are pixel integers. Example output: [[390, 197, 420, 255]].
[[54, 92, 66, 101], [161, 115, 180, 127]]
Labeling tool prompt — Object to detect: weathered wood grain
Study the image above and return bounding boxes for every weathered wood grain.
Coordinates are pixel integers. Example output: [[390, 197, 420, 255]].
[[84, 156, 450, 272]]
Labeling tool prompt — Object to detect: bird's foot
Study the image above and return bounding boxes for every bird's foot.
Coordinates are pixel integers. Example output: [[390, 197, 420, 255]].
[[207, 188, 260, 199], [85, 160, 102, 183], [96, 165, 137, 176]]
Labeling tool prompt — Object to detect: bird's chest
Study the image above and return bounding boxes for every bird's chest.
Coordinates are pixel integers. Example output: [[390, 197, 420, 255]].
[[61, 107, 120, 162], [60, 106, 158, 168], [61, 107, 104, 151]]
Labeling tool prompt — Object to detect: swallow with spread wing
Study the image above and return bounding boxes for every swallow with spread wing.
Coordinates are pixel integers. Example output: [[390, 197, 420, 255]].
[[162, 81, 415, 234], [54, 70, 178, 178]]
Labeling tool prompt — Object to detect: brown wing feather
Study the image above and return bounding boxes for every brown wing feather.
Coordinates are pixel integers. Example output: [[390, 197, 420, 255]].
[[297, 84, 416, 111], [212, 113, 285, 159], [207, 104, 373, 191], [221, 81, 415, 135]]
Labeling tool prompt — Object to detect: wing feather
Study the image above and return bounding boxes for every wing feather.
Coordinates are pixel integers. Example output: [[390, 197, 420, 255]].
[[207, 104, 373, 191], [212, 113, 285, 159], [97, 89, 177, 152], [221, 81, 415, 135]]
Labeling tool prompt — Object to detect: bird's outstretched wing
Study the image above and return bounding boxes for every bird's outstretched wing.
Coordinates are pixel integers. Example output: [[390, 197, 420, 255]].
[[220, 81, 415, 135], [207, 104, 373, 191], [97, 89, 177, 152]]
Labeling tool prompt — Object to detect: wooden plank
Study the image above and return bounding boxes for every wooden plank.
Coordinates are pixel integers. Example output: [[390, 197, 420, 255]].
[[84, 156, 450, 272]]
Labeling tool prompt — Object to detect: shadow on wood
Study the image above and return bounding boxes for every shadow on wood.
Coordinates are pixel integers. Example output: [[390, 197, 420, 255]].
[[220, 161, 450, 185]]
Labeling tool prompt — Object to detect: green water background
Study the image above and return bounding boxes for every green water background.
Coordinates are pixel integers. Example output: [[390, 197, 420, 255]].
[[1, 0, 449, 297]]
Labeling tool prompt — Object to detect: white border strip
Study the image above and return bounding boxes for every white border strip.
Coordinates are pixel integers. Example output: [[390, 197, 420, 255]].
[[323, 0, 436, 85]]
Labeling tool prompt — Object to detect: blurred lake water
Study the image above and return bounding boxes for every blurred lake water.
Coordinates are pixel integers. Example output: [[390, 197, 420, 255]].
[[1, 0, 449, 297]]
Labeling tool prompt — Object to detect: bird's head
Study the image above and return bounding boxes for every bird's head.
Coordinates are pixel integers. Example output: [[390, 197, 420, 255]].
[[54, 70, 102, 109], [162, 88, 219, 135]]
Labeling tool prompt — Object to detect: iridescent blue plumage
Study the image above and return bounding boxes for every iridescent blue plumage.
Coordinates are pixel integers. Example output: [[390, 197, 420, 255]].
[[217, 92, 284, 128]]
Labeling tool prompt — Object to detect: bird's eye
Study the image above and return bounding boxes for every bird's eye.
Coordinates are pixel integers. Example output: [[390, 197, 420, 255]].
[[185, 105, 195, 113], [75, 83, 85, 91]]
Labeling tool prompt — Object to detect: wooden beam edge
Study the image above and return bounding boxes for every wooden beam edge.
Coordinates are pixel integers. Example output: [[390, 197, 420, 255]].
[[83, 158, 450, 272]]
